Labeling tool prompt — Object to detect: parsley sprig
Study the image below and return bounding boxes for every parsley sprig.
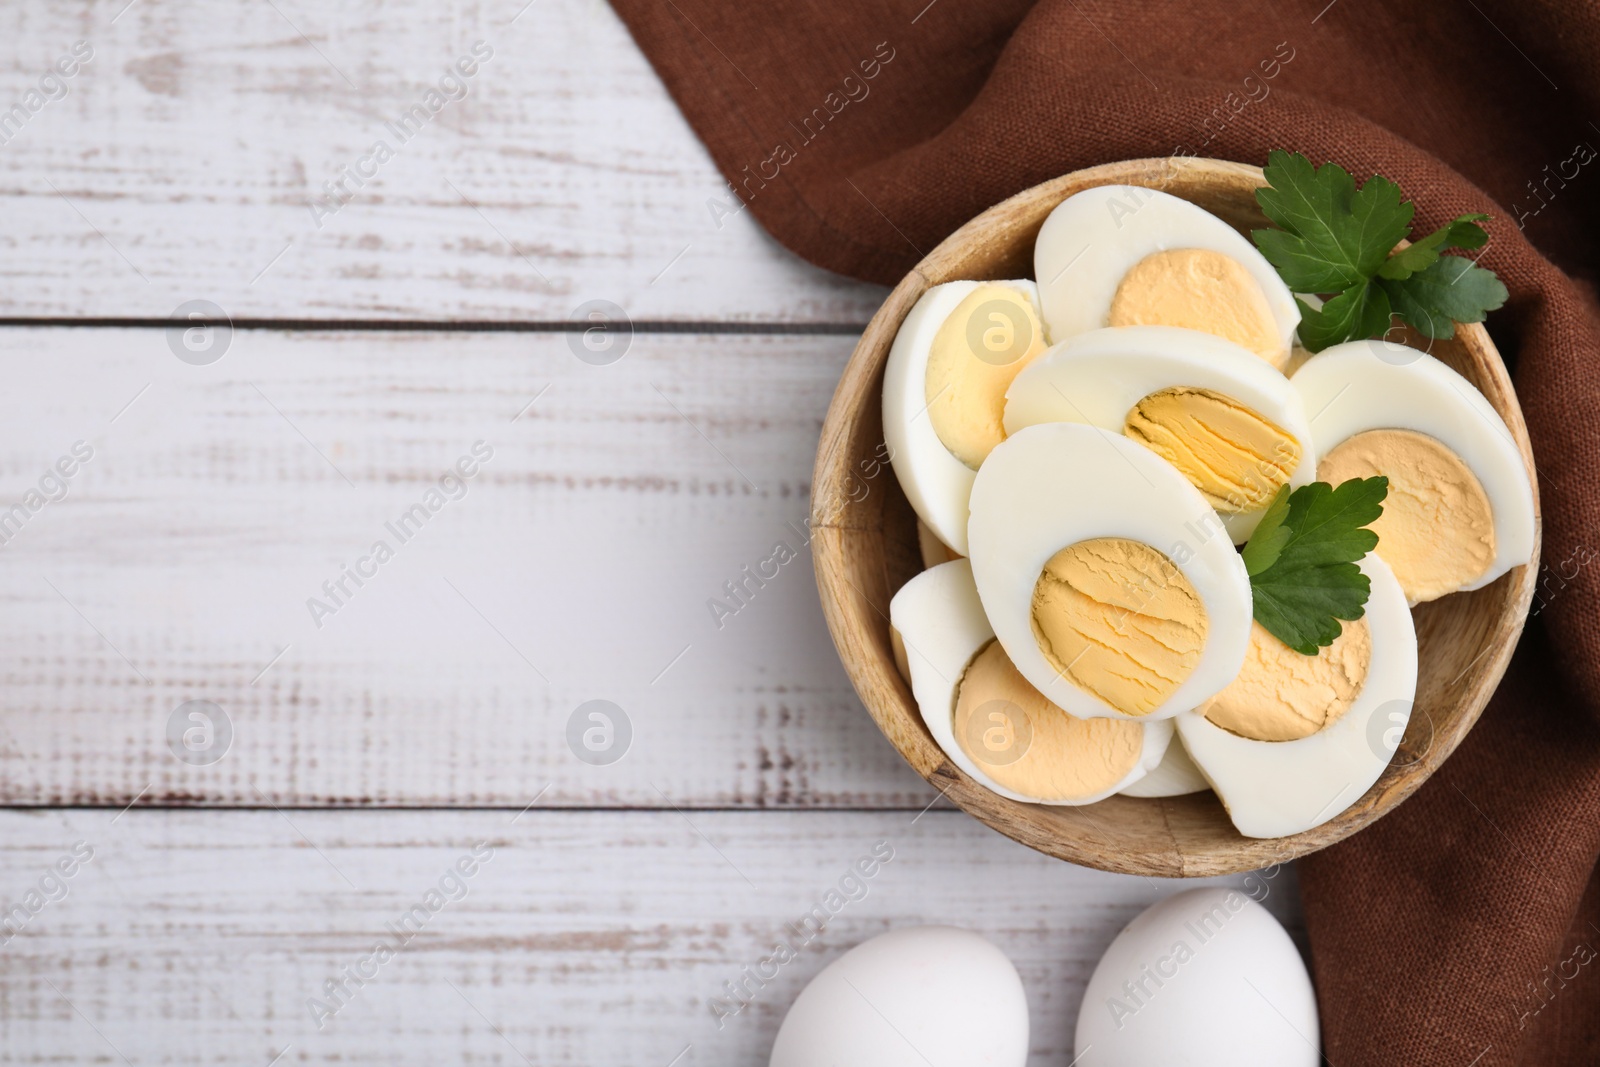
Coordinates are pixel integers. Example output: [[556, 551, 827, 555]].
[[1252, 151, 1508, 352], [1241, 477, 1388, 655]]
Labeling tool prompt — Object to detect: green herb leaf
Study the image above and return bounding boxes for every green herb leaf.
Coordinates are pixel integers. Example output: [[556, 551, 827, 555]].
[[1294, 284, 1392, 353], [1377, 213, 1490, 281], [1243, 477, 1389, 655], [1240, 485, 1292, 576], [1252, 151, 1413, 293], [1378, 255, 1509, 340], [1252, 151, 1507, 349]]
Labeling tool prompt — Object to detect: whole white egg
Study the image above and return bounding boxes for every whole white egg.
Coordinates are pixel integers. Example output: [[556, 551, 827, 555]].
[[1076, 888, 1319, 1066], [769, 926, 1029, 1067]]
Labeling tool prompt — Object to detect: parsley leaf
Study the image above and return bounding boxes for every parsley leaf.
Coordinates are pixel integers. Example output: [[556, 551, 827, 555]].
[[1377, 213, 1490, 280], [1251, 152, 1507, 352], [1239, 485, 1292, 576], [1252, 150, 1413, 292], [1242, 477, 1388, 655], [1379, 255, 1509, 340], [1295, 285, 1391, 353]]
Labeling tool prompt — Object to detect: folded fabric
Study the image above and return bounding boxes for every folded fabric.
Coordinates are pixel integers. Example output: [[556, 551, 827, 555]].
[[610, 0, 1600, 1061]]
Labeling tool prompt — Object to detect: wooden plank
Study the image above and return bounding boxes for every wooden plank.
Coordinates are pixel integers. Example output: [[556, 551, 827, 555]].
[[0, 327, 950, 808], [0, 808, 1304, 1064], [0, 0, 885, 324]]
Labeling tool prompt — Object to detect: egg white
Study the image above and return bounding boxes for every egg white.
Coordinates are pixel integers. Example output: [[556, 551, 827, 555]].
[[881, 280, 1042, 556], [1118, 733, 1210, 797], [1291, 339, 1536, 593], [889, 558, 1173, 805], [916, 517, 962, 570], [1176, 552, 1419, 840], [967, 423, 1254, 722], [1033, 184, 1300, 351], [1004, 325, 1317, 542]]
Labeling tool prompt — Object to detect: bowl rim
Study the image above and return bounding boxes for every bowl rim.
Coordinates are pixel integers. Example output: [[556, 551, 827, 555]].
[[810, 155, 1541, 877]]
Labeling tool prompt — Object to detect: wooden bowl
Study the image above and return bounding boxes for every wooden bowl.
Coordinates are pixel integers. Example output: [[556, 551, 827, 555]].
[[811, 156, 1540, 877]]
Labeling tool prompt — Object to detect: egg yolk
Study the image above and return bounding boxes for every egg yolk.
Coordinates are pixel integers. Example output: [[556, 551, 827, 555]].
[[1318, 429, 1496, 604], [953, 638, 1144, 799], [924, 284, 1047, 469], [1199, 618, 1372, 741], [1030, 538, 1208, 717], [1124, 387, 1301, 514], [1109, 248, 1287, 369]]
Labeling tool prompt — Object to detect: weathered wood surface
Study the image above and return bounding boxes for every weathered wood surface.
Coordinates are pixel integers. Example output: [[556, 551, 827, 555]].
[[0, 0, 885, 324], [0, 327, 949, 808], [0, 809, 1303, 1065]]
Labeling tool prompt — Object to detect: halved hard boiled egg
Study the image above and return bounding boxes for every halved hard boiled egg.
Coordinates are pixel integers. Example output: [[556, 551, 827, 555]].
[[1119, 733, 1209, 797], [1292, 339, 1537, 604], [1033, 186, 1300, 369], [1177, 552, 1418, 839], [967, 423, 1253, 722], [1005, 326, 1316, 542], [890, 559, 1172, 804], [883, 280, 1047, 555]]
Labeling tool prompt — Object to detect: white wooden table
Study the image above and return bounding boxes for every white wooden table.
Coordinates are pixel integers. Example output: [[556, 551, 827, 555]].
[[0, 2, 1302, 1062]]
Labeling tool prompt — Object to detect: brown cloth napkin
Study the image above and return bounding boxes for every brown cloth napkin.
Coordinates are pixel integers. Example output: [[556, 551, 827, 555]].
[[609, 0, 1600, 1060]]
